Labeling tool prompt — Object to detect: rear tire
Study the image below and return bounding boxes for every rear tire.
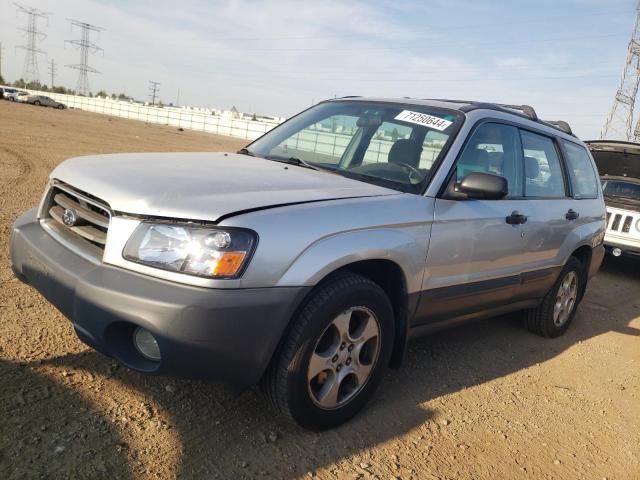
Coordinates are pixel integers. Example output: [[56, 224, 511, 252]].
[[524, 257, 583, 338], [34, 101, 41, 106], [263, 273, 394, 430]]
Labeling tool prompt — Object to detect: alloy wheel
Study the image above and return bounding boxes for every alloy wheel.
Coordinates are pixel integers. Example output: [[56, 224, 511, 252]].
[[307, 306, 381, 409]]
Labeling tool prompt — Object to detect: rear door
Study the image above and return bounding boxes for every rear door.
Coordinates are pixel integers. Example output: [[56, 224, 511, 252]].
[[416, 121, 531, 325], [510, 130, 577, 301]]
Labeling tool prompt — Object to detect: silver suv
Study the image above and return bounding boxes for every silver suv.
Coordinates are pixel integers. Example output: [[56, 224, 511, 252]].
[[9, 98, 606, 429]]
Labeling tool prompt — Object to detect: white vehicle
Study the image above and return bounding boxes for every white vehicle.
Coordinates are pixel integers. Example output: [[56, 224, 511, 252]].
[[7, 91, 29, 102], [587, 140, 640, 258]]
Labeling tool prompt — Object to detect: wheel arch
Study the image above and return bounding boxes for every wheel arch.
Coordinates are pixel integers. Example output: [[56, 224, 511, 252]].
[[261, 258, 413, 385], [568, 244, 592, 301]]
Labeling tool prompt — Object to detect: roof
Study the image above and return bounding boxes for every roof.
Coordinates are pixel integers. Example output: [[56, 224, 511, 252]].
[[328, 96, 574, 137]]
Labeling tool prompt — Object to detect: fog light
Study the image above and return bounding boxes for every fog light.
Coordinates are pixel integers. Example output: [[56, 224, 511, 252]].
[[133, 327, 161, 361], [612, 247, 623, 257]]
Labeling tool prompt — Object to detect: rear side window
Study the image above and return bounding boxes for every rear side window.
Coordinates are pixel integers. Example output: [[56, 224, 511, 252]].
[[520, 130, 566, 198], [561, 141, 599, 198]]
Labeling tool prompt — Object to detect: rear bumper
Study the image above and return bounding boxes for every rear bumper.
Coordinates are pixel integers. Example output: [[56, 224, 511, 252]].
[[9, 209, 310, 387]]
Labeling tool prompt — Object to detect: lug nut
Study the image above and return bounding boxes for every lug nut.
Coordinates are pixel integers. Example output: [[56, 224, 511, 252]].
[[340, 342, 346, 350], [346, 358, 352, 365], [332, 355, 339, 363], [348, 344, 354, 352], [336, 364, 342, 372]]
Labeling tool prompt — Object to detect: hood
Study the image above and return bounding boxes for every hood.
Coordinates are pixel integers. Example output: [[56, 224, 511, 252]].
[[586, 140, 640, 179], [50, 152, 399, 222]]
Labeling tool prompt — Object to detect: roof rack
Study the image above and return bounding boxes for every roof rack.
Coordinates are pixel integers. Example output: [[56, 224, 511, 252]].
[[496, 104, 538, 121], [543, 120, 573, 135]]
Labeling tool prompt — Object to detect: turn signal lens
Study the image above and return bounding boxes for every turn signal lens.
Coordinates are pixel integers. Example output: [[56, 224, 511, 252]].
[[212, 252, 247, 276]]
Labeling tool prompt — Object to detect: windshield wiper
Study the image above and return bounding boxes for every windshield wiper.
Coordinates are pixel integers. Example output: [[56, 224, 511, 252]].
[[263, 155, 324, 172], [237, 147, 256, 156]]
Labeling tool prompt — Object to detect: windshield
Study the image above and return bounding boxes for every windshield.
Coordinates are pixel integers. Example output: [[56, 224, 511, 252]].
[[246, 101, 462, 193], [602, 179, 640, 201]]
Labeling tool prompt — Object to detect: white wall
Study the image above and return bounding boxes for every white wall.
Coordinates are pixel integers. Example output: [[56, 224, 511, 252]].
[[12, 88, 283, 141]]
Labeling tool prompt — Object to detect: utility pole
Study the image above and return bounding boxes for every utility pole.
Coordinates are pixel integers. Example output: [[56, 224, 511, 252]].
[[48, 58, 56, 88], [0, 42, 4, 82], [65, 19, 103, 95], [149, 80, 160, 105], [602, 2, 640, 141], [15, 3, 50, 84], [176, 88, 180, 106]]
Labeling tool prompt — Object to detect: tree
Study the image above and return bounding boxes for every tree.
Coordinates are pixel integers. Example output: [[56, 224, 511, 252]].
[[0, 74, 5, 85], [13, 78, 26, 88], [95, 90, 108, 98]]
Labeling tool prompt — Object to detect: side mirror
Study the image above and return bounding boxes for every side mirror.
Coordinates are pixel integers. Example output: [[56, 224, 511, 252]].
[[455, 172, 508, 200]]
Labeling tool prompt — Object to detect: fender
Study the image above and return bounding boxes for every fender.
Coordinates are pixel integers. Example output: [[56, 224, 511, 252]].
[[275, 226, 430, 294]]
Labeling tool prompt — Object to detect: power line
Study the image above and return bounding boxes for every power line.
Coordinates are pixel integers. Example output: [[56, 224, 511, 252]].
[[148, 80, 160, 105], [602, 3, 640, 141], [15, 3, 50, 83], [65, 19, 103, 95], [48, 58, 56, 87]]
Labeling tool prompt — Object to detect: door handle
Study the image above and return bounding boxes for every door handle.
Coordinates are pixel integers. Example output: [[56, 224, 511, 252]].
[[506, 211, 528, 225], [565, 209, 579, 221]]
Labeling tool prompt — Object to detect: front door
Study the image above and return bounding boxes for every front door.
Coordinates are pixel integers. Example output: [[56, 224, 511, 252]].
[[415, 122, 531, 325]]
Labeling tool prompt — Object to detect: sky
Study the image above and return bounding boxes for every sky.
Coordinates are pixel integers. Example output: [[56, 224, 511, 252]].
[[0, 0, 636, 139]]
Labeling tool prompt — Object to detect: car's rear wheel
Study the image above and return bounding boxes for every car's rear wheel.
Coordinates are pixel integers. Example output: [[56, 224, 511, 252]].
[[263, 273, 394, 430], [524, 256, 583, 337], [34, 101, 41, 106], [57, 104, 64, 109]]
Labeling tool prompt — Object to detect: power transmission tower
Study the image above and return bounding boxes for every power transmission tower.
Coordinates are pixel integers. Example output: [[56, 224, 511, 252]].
[[148, 81, 160, 105], [65, 19, 103, 95], [48, 58, 56, 88], [15, 3, 50, 84]]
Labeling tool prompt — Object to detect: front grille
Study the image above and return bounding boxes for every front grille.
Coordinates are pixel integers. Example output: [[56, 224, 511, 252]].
[[42, 183, 111, 258], [605, 207, 639, 238]]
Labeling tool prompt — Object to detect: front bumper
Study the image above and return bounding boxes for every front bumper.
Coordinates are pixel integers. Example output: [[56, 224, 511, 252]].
[[604, 234, 640, 256], [9, 210, 310, 387]]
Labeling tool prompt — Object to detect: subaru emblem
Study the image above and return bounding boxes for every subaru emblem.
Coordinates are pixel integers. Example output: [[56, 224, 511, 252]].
[[62, 208, 77, 227]]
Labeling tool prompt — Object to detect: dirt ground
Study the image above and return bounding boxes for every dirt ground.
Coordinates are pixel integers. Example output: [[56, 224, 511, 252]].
[[0, 100, 638, 480]]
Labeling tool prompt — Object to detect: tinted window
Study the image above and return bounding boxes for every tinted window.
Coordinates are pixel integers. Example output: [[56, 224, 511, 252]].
[[562, 141, 599, 198], [520, 130, 566, 198], [456, 123, 522, 197]]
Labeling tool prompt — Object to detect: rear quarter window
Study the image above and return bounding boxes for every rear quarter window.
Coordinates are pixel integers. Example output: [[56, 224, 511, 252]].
[[561, 140, 599, 199]]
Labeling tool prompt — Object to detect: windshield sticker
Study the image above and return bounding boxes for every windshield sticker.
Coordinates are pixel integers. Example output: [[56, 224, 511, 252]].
[[394, 110, 453, 131]]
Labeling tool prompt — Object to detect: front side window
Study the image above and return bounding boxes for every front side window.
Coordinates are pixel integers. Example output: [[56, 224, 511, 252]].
[[455, 123, 522, 197], [561, 140, 599, 198], [247, 101, 462, 192], [521, 130, 566, 198]]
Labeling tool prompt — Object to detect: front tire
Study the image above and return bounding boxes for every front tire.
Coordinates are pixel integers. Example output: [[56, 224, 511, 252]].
[[263, 273, 394, 430], [524, 257, 583, 338]]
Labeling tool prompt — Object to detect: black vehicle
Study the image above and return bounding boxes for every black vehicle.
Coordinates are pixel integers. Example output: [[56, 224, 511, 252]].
[[586, 140, 640, 258]]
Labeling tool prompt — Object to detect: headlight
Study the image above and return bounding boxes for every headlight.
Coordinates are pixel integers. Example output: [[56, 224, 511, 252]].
[[123, 223, 257, 279]]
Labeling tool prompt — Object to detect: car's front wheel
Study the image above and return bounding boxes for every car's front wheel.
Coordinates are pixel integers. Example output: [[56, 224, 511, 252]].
[[34, 101, 41, 106], [524, 256, 583, 337], [263, 273, 394, 430]]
